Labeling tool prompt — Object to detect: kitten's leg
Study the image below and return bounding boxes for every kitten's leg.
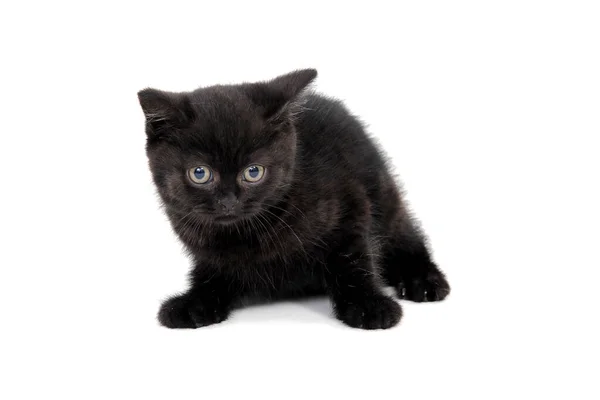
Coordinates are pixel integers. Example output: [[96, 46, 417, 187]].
[[381, 217, 451, 302], [158, 268, 234, 329], [325, 202, 402, 329]]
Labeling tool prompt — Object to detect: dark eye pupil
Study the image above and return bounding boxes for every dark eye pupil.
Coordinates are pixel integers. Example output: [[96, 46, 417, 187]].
[[248, 166, 259, 178], [194, 168, 205, 180]]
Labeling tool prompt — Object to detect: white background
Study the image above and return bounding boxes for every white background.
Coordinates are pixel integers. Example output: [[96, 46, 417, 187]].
[[1, 1, 599, 398]]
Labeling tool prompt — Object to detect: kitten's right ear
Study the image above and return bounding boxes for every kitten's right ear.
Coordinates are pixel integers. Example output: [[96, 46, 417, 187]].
[[137, 88, 192, 140], [245, 69, 318, 121]]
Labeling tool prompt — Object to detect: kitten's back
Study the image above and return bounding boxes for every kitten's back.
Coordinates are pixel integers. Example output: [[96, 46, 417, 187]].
[[296, 94, 390, 192]]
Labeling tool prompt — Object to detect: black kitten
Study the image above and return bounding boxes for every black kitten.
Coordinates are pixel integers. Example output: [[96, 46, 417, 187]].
[[138, 69, 450, 330]]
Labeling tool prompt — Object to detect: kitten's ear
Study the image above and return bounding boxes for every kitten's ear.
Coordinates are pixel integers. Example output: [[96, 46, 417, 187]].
[[245, 69, 317, 120], [268, 69, 317, 101], [137, 88, 193, 140]]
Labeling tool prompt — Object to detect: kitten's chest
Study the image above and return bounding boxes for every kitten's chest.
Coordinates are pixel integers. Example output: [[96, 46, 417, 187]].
[[235, 252, 327, 297], [199, 229, 314, 265], [199, 233, 327, 296]]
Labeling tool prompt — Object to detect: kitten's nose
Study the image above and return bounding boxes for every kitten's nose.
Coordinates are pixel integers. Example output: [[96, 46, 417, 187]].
[[218, 195, 239, 214]]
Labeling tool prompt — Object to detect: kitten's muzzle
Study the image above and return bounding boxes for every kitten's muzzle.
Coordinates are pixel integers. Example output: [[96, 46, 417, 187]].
[[217, 196, 240, 216]]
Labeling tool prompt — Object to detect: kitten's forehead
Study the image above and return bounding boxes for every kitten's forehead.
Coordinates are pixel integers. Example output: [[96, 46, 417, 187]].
[[190, 85, 258, 127], [181, 86, 272, 166]]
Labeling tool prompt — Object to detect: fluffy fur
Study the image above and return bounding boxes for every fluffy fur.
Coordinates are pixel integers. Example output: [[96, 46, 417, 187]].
[[138, 69, 450, 330]]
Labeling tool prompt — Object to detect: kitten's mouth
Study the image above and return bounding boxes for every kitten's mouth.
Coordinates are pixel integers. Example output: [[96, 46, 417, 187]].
[[214, 214, 240, 224]]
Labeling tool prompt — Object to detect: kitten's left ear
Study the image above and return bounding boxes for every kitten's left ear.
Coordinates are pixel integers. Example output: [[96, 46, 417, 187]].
[[137, 88, 193, 140], [245, 69, 317, 120]]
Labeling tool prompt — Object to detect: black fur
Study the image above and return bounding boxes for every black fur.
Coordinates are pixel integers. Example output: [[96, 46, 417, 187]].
[[138, 69, 450, 330]]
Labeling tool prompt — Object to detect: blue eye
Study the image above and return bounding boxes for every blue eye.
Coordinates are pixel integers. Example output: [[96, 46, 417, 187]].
[[194, 168, 206, 179], [243, 165, 265, 182], [248, 166, 259, 178], [188, 166, 212, 184]]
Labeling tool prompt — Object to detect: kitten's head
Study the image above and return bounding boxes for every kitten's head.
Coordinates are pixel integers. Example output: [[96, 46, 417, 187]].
[[138, 69, 316, 226]]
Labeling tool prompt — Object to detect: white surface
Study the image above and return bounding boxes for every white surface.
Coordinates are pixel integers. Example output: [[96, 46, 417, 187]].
[[1, 1, 599, 399]]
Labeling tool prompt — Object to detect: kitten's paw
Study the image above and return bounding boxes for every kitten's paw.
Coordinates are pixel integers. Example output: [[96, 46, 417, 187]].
[[158, 294, 230, 329], [334, 295, 402, 330], [397, 267, 450, 302]]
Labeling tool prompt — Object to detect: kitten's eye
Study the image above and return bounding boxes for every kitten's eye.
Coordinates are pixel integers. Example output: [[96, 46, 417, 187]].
[[188, 166, 213, 184], [242, 165, 265, 183]]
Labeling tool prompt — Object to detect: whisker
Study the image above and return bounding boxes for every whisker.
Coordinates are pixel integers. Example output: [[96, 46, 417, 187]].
[[261, 208, 309, 258]]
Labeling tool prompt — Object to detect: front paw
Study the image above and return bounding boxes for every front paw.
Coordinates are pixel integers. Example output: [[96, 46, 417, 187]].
[[158, 294, 230, 329], [334, 295, 402, 330], [397, 266, 451, 302]]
